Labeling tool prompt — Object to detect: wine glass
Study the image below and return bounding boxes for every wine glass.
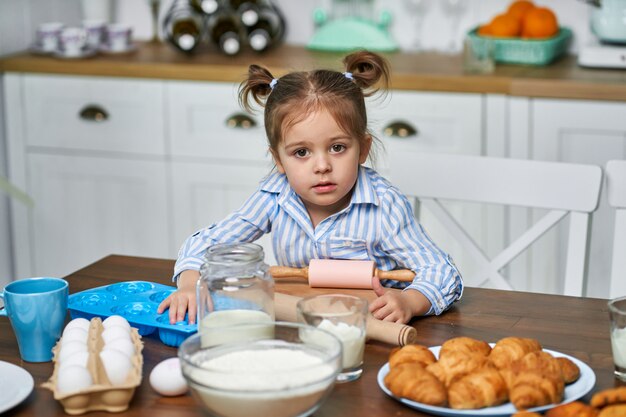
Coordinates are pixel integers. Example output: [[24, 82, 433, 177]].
[[403, 0, 431, 51], [440, 0, 468, 53], [146, 0, 161, 43]]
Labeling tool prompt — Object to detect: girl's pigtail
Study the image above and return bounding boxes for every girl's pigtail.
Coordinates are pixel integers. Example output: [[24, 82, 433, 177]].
[[239, 64, 276, 113], [343, 50, 390, 97]]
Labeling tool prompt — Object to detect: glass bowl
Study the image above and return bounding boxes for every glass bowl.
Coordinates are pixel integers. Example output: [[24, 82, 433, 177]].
[[178, 321, 342, 417]]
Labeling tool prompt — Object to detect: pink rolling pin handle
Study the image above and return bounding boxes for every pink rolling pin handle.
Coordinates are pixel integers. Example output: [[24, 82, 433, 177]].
[[374, 269, 415, 282], [268, 265, 309, 279]]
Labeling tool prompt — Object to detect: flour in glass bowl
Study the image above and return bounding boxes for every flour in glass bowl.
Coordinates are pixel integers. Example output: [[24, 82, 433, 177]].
[[199, 347, 335, 391], [187, 344, 339, 417]]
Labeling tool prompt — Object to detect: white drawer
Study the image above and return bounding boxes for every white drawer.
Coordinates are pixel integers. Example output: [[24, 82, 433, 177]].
[[23, 74, 165, 155], [167, 81, 269, 162], [368, 91, 484, 170]]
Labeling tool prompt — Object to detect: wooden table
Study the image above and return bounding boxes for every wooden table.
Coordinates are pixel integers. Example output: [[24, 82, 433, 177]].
[[1, 255, 623, 416]]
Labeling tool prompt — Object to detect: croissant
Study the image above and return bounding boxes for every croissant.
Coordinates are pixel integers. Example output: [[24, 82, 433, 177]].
[[508, 371, 564, 410], [426, 350, 490, 387], [500, 351, 562, 391], [439, 336, 492, 359], [488, 337, 542, 370], [512, 412, 542, 417], [598, 404, 626, 417], [384, 362, 447, 406], [545, 401, 599, 417], [447, 367, 508, 409], [556, 357, 580, 384], [590, 386, 626, 408], [388, 344, 437, 369]]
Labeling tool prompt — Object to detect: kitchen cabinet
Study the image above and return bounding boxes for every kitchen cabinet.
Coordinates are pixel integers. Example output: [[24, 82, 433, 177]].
[[5, 73, 171, 278]]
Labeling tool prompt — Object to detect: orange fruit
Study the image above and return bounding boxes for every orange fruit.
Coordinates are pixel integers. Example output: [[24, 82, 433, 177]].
[[522, 7, 559, 38], [489, 13, 522, 37], [477, 24, 492, 36], [507, 0, 535, 23]]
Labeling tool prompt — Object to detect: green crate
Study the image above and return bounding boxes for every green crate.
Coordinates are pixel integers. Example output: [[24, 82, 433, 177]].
[[466, 27, 572, 66]]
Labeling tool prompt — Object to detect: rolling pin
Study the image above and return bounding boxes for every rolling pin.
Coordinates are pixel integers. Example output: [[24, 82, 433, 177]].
[[269, 259, 415, 289], [274, 292, 417, 346]]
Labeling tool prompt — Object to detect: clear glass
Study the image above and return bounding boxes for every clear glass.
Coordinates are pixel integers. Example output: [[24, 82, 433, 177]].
[[198, 243, 274, 348], [403, 0, 431, 51], [608, 296, 626, 381], [296, 294, 368, 383], [440, 0, 468, 53], [463, 37, 495, 74]]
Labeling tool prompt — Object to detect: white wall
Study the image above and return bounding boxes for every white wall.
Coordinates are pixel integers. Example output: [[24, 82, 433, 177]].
[[0, 0, 596, 287]]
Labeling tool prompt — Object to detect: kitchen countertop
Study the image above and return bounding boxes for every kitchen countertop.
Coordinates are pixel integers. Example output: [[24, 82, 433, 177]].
[[1, 42, 626, 101]]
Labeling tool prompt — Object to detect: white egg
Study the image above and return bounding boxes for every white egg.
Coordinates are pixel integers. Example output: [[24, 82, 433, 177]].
[[61, 327, 89, 345], [64, 318, 91, 333], [58, 350, 90, 370], [58, 341, 88, 362], [101, 325, 131, 344], [99, 350, 132, 385], [102, 315, 131, 331], [102, 338, 135, 358], [149, 358, 188, 397], [57, 365, 93, 394]]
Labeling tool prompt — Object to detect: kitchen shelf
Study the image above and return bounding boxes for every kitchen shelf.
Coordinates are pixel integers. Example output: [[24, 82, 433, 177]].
[[1, 42, 626, 101]]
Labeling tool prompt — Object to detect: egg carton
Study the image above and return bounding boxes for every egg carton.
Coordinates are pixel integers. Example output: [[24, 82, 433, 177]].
[[68, 281, 197, 347], [42, 317, 143, 415]]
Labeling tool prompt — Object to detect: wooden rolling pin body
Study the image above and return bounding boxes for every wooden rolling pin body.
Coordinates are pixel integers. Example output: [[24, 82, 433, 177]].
[[270, 259, 415, 289], [274, 292, 417, 346]]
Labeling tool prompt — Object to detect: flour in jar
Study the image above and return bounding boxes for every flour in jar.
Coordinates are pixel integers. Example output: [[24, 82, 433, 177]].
[[198, 347, 335, 391]]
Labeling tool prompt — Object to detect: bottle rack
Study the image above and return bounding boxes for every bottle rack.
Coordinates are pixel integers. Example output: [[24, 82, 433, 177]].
[[163, 0, 286, 55]]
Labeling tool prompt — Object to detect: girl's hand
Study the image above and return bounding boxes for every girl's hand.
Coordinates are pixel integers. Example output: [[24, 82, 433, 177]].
[[157, 270, 200, 325], [369, 277, 431, 323]]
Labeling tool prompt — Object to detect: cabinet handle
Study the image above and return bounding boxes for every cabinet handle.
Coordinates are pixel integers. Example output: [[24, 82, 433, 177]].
[[383, 121, 418, 138], [79, 105, 109, 122], [225, 113, 257, 129]]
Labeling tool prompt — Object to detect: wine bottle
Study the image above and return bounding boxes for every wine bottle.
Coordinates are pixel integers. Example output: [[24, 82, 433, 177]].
[[163, 0, 205, 53], [244, 3, 285, 52], [207, 8, 243, 55], [228, 0, 261, 27], [191, 0, 220, 15]]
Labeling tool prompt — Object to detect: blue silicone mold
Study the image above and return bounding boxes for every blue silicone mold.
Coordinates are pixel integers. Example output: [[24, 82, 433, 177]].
[[68, 281, 196, 347]]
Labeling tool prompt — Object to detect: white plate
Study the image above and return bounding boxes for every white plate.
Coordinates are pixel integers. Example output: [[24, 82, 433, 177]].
[[377, 346, 596, 417], [0, 361, 34, 414]]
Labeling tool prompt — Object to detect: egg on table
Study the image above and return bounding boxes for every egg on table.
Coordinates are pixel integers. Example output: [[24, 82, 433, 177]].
[[149, 358, 188, 397]]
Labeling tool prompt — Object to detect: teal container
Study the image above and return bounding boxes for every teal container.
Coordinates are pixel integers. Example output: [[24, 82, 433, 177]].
[[466, 27, 572, 66]]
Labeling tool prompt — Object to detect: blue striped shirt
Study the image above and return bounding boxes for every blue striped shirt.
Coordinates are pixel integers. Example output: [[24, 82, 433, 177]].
[[174, 166, 463, 315]]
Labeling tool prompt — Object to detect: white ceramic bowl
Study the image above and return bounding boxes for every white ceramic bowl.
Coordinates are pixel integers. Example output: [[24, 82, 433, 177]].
[[178, 321, 342, 417]]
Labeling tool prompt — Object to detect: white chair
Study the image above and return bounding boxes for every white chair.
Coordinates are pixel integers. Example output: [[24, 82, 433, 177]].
[[607, 160, 626, 298], [388, 152, 603, 296]]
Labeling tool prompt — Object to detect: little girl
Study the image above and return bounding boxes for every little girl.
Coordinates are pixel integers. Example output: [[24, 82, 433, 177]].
[[158, 50, 463, 325]]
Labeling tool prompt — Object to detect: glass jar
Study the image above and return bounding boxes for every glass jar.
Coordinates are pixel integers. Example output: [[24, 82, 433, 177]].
[[197, 243, 274, 347]]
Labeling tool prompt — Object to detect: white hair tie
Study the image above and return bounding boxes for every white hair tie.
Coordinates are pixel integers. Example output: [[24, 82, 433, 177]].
[[269, 78, 278, 90], [343, 72, 353, 80]]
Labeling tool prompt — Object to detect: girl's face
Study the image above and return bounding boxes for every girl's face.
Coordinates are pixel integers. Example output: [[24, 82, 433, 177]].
[[273, 108, 370, 226]]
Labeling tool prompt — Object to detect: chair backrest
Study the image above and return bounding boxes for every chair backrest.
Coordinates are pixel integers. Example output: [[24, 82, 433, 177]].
[[607, 160, 626, 298], [389, 152, 603, 296]]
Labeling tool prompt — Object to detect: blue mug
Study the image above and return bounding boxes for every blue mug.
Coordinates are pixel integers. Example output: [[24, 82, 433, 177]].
[[0, 277, 69, 362]]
